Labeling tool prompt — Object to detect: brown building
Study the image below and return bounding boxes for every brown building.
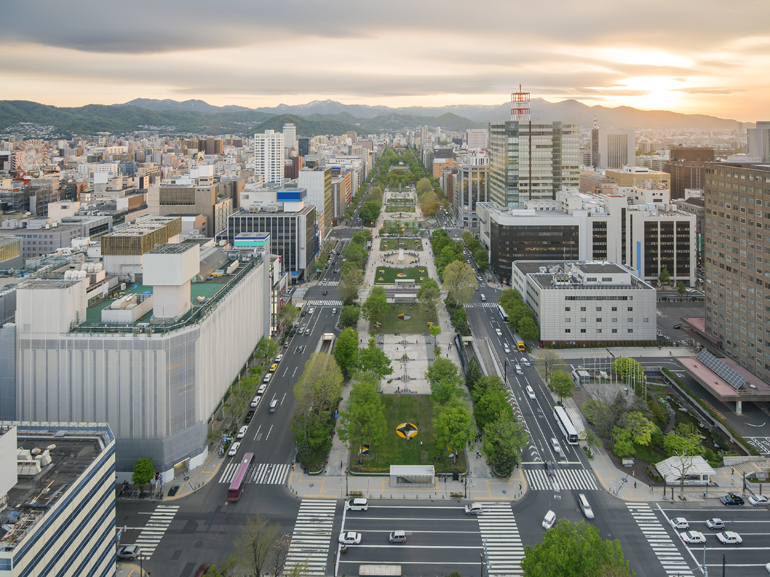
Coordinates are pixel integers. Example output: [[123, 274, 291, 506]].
[[284, 156, 304, 180], [703, 162, 770, 381], [665, 147, 714, 200]]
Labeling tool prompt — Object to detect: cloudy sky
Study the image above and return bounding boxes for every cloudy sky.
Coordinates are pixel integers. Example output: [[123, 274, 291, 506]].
[[2, 0, 768, 120]]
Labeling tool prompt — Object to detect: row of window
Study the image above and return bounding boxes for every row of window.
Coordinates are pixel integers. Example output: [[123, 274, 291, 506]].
[[565, 328, 633, 334], [565, 306, 632, 311], [564, 318, 648, 323]]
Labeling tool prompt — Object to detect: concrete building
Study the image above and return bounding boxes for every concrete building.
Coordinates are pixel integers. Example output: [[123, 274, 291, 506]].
[[672, 190, 705, 263], [703, 162, 770, 381], [297, 138, 310, 157], [453, 151, 488, 231], [0, 237, 22, 269], [512, 260, 656, 345], [466, 128, 488, 149], [254, 130, 284, 186], [0, 423, 116, 577], [297, 167, 332, 240], [605, 166, 670, 189], [591, 128, 635, 169], [747, 121, 770, 163], [283, 123, 297, 152], [664, 147, 715, 200], [0, 216, 111, 261], [488, 120, 580, 207], [149, 183, 234, 237]]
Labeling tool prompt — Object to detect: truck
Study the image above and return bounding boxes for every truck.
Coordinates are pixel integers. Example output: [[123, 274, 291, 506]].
[[513, 332, 525, 352], [316, 332, 336, 354]]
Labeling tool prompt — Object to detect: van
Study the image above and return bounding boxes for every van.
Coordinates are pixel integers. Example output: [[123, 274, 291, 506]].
[[464, 503, 483, 516], [269, 400, 278, 413], [578, 493, 594, 519], [388, 530, 407, 544], [480, 294, 486, 302], [542, 510, 556, 530], [526, 386, 536, 400]]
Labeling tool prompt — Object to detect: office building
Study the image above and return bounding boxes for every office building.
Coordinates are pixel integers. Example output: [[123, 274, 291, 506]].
[[591, 128, 635, 169], [704, 162, 770, 380], [672, 190, 705, 263], [605, 165, 670, 189], [466, 129, 488, 150], [283, 123, 297, 152], [0, 237, 22, 269], [297, 167, 332, 240], [254, 130, 284, 186], [0, 423, 116, 577], [747, 121, 770, 163], [511, 260, 656, 344], [149, 182, 233, 237], [297, 138, 310, 157], [664, 147, 714, 200], [453, 152, 488, 230], [432, 149, 457, 179], [488, 89, 579, 207]]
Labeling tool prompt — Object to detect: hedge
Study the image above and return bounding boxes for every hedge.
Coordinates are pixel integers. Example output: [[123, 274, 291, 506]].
[[662, 368, 760, 456]]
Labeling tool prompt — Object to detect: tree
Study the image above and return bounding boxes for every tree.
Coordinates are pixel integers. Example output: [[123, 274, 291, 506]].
[[535, 349, 564, 383], [361, 286, 389, 324], [232, 514, 282, 577], [612, 357, 644, 386], [521, 520, 632, 577], [429, 324, 442, 343], [351, 230, 372, 245], [255, 337, 279, 367], [518, 316, 539, 341], [417, 279, 441, 315], [225, 377, 253, 426], [358, 338, 393, 380], [550, 370, 574, 403], [337, 376, 388, 463], [482, 414, 529, 476], [420, 191, 440, 216], [343, 242, 367, 270], [426, 357, 465, 406], [442, 261, 477, 305], [433, 400, 476, 463], [416, 177, 433, 195], [293, 353, 343, 415], [338, 268, 364, 304], [334, 328, 359, 379], [677, 280, 686, 295], [472, 246, 488, 271], [659, 267, 671, 285], [623, 411, 655, 447], [277, 303, 300, 333], [132, 457, 155, 495], [664, 423, 705, 498], [474, 387, 514, 429], [453, 308, 469, 335], [471, 375, 505, 403], [340, 305, 361, 328], [612, 426, 634, 457], [464, 357, 483, 393], [583, 428, 601, 451]]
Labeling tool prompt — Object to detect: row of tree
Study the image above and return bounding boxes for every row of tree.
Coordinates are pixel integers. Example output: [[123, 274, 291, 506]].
[[499, 288, 539, 341], [460, 231, 489, 272]]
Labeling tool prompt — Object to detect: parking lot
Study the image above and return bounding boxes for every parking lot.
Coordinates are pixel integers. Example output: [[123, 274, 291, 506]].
[[653, 500, 770, 575]]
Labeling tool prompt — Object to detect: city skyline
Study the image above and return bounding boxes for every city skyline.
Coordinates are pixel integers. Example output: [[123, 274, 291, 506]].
[[1, 1, 768, 121]]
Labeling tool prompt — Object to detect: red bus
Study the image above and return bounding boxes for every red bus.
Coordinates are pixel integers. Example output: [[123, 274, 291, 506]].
[[227, 452, 254, 502]]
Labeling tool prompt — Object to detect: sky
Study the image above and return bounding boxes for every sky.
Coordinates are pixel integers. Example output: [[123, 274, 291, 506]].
[[1, 0, 769, 121]]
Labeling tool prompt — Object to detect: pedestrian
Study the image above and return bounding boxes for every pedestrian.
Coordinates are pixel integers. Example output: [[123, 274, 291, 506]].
[[420, 441, 423, 447], [634, 481, 637, 489]]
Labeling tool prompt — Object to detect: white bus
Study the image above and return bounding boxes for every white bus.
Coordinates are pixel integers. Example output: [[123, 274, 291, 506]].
[[553, 406, 579, 445], [497, 304, 509, 323]]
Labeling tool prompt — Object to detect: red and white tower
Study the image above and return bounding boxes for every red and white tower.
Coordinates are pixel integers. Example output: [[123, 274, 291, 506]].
[[511, 85, 530, 122]]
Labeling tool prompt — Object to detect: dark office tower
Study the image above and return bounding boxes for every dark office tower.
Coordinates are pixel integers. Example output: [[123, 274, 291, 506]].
[[297, 138, 310, 157], [665, 147, 715, 200], [703, 162, 770, 380]]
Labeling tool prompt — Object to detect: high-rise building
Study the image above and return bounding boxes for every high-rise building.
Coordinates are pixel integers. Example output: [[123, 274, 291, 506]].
[[453, 152, 488, 230], [664, 147, 714, 199], [297, 137, 310, 157], [704, 162, 770, 380], [298, 167, 332, 240], [747, 121, 770, 162], [591, 128, 635, 169], [254, 130, 284, 185], [283, 123, 297, 151], [466, 128, 488, 149]]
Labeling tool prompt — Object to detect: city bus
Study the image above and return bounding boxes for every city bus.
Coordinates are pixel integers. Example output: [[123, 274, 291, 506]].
[[553, 406, 579, 445], [497, 304, 509, 323], [227, 452, 255, 502]]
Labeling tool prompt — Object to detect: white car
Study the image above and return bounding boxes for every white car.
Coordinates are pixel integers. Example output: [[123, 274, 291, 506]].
[[228, 441, 241, 456], [542, 510, 556, 530], [551, 438, 562, 454], [521, 358, 530, 367], [345, 498, 368, 511], [680, 530, 706, 544], [117, 545, 141, 559], [716, 531, 742, 545], [236, 425, 248, 439], [263, 373, 272, 383], [526, 385, 536, 400], [339, 531, 362, 545], [250, 396, 260, 408], [257, 384, 267, 395], [495, 328, 503, 337], [749, 494, 769, 506], [274, 354, 283, 363], [504, 343, 511, 354], [308, 308, 315, 315], [705, 518, 725, 530], [670, 517, 689, 530]]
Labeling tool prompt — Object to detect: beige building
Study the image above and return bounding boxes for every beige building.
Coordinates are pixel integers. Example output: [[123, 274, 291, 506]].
[[605, 166, 670, 189]]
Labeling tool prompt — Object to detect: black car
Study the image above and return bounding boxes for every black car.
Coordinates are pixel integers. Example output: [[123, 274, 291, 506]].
[[245, 410, 255, 424], [289, 329, 296, 336], [545, 461, 555, 477], [673, 324, 683, 329], [301, 310, 307, 317], [721, 493, 744, 505], [323, 290, 328, 295]]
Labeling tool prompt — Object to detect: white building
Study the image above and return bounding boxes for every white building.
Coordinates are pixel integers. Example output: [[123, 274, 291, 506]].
[[297, 167, 332, 240], [465, 128, 488, 150], [283, 123, 297, 152], [453, 151, 488, 230], [591, 128, 635, 170], [0, 423, 116, 577], [511, 260, 657, 344], [254, 130, 284, 186]]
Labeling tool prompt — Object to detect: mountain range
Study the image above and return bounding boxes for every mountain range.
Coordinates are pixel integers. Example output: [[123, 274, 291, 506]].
[[0, 97, 746, 137]]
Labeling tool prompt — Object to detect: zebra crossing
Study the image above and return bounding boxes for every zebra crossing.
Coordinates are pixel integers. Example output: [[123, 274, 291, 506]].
[[524, 467, 598, 491], [477, 502, 524, 576], [307, 300, 343, 307], [626, 503, 693, 576], [464, 302, 498, 309], [285, 499, 336, 576], [317, 280, 339, 287], [218, 462, 291, 485], [133, 504, 179, 558]]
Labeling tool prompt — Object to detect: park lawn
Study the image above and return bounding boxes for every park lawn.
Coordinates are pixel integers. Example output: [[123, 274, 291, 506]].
[[374, 266, 429, 285], [384, 220, 421, 229], [350, 394, 467, 474], [386, 206, 416, 212], [379, 238, 424, 251], [375, 303, 437, 334]]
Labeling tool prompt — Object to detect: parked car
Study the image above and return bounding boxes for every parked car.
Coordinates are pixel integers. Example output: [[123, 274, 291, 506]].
[[245, 410, 255, 424], [716, 531, 742, 544], [339, 532, 362, 545], [680, 531, 706, 544], [269, 363, 278, 372], [670, 517, 689, 530], [257, 384, 267, 395], [117, 545, 141, 559], [749, 494, 769, 506], [673, 324, 683, 329], [345, 498, 368, 511], [236, 425, 248, 439], [274, 354, 283, 363], [542, 510, 556, 530], [228, 442, 241, 456], [706, 518, 725, 530], [263, 373, 272, 383], [250, 396, 260, 408]]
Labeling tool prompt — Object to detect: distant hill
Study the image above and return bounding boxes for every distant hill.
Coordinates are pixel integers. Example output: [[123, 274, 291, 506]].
[[251, 114, 362, 137], [121, 98, 251, 113]]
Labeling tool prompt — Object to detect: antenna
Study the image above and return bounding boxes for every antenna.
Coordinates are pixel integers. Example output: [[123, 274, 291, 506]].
[[511, 85, 530, 122]]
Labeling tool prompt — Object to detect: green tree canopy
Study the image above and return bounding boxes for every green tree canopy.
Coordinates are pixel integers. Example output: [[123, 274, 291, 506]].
[[417, 278, 441, 315], [337, 375, 388, 463], [550, 370, 574, 402], [131, 457, 155, 493], [664, 422, 705, 498], [342, 242, 367, 270], [464, 357, 483, 393], [255, 337, 279, 367], [361, 286, 389, 324], [416, 177, 433, 195], [471, 375, 505, 404], [340, 305, 361, 328], [474, 387, 514, 430], [333, 328, 359, 379], [521, 520, 632, 577], [358, 338, 393, 380], [482, 414, 529, 476], [442, 261, 477, 305], [433, 400, 476, 463], [426, 357, 465, 406], [338, 268, 364, 304], [293, 353, 343, 416], [612, 357, 644, 383], [518, 316, 539, 341], [659, 267, 671, 285], [277, 303, 300, 334], [534, 349, 564, 384]]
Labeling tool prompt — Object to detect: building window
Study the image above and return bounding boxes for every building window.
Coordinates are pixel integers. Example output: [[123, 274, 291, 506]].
[[612, 328, 618, 333], [643, 318, 649, 322], [596, 318, 602, 322], [596, 307, 602, 311], [565, 329, 571, 333], [628, 307, 633, 311], [565, 318, 571, 323], [597, 328, 602, 333], [581, 329, 586, 333], [580, 307, 586, 311], [628, 329, 634, 333], [612, 318, 618, 322], [628, 318, 633, 322], [612, 307, 618, 311], [581, 318, 586, 322], [565, 307, 570, 311]]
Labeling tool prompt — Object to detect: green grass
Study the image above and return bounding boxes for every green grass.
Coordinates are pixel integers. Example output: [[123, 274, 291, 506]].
[[374, 266, 429, 285], [380, 238, 423, 251], [375, 303, 436, 334], [349, 395, 467, 474], [386, 206, 416, 212], [384, 220, 421, 229]]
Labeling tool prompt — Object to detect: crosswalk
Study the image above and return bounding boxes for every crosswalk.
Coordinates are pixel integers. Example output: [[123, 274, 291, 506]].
[[464, 302, 498, 309], [524, 468, 598, 491], [307, 300, 343, 307], [218, 462, 291, 485], [626, 503, 693, 576], [317, 280, 339, 287], [285, 499, 336, 576], [477, 502, 524, 576], [133, 504, 179, 558]]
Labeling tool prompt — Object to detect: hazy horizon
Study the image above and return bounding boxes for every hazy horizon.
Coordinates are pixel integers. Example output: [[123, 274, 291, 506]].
[[1, 0, 768, 122]]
